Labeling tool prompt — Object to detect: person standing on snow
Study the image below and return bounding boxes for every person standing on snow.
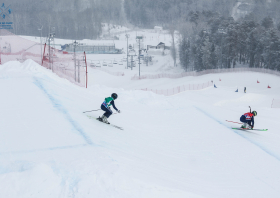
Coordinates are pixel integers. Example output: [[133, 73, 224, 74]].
[[98, 93, 120, 124], [240, 106, 257, 129]]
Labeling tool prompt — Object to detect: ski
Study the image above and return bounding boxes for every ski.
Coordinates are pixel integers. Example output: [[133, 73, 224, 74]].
[[232, 128, 268, 131], [86, 115, 123, 130]]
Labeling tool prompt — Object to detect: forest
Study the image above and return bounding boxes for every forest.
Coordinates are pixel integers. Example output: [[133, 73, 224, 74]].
[[178, 11, 280, 71], [124, 0, 280, 71], [7, 0, 124, 39]]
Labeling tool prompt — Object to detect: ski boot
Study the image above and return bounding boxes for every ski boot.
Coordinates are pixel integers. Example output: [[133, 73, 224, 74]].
[[241, 123, 251, 129], [100, 115, 110, 124], [97, 116, 102, 122]]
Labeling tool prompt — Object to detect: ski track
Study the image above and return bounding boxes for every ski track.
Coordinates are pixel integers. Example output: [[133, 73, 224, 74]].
[[0, 144, 88, 156], [33, 77, 93, 145], [194, 106, 280, 162]]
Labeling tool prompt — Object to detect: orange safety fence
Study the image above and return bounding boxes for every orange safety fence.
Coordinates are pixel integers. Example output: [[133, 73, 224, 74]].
[[141, 81, 213, 96], [0, 29, 86, 87], [132, 68, 280, 80]]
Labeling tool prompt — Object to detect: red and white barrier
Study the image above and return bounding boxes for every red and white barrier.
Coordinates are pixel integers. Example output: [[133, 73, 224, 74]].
[[141, 81, 213, 96], [0, 29, 86, 87], [132, 68, 280, 80]]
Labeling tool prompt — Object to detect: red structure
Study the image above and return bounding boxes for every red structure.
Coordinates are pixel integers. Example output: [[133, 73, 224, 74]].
[[0, 29, 87, 88]]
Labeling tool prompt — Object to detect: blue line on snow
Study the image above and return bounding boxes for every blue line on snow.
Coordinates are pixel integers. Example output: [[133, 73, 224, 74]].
[[33, 77, 93, 145], [194, 106, 280, 162]]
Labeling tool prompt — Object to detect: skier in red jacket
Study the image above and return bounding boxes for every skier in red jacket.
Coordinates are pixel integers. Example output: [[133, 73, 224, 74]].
[[240, 107, 257, 129]]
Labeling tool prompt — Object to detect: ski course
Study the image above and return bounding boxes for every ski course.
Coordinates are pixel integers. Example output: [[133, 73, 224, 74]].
[[1, 60, 280, 197]]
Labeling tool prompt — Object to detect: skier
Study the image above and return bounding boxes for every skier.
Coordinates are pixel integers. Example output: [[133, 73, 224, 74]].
[[98, 93, 120, 124], [240, 107, 257, 129]]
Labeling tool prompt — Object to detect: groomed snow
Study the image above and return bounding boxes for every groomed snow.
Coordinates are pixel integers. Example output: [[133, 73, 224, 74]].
[[1, 59, 280, 198], [1, 32, 280, 197]]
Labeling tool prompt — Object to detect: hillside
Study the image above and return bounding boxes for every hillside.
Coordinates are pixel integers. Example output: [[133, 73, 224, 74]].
[[1, 56, 280, 197]]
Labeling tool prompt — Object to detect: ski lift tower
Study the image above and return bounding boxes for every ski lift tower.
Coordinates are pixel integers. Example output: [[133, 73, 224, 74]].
[[73, 40, 79, 82], [38, 26, 43, 63], [47, 27, 55, 71], [125, 33, 130, 69], [136, 36, 143, 77], [127, 45, 137, 70]]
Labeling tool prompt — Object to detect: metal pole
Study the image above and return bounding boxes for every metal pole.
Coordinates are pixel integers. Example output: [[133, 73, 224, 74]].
[[42, 43, 46, 66], [38, 26, 43, 64], [40, 29, 42, 62], [139, 40, 140, 77], [125, 34, 130, 69], [48, 34, 51, 70], [131, 55, 133, 70], [78, 60, 80, 83], [136, 36, 143, 77], [127, 36, 128, 69], [74, 40, 76, 82], [84, 51, 87, 88], [0, 43, 2, 65]]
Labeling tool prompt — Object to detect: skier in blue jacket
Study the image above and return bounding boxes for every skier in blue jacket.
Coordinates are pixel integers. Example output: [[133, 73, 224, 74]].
[[240, 106, 257, 129], [98, 93, 120, 124]]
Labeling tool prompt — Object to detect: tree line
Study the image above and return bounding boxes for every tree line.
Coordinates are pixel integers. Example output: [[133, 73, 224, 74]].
[[124, 0, 280, 29], [8, 0, 124, 39], [179, 12, 280, 71], [124, 0, 280, 71], [124, 0, 235, 28]]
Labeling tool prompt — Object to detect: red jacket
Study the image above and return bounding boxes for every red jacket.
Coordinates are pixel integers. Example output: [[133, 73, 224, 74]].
[[244, 112, 254, 120]]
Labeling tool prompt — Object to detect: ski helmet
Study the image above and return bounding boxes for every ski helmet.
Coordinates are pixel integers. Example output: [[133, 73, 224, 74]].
[[111, 93, 118, 100], [252, 111, 257, 116]]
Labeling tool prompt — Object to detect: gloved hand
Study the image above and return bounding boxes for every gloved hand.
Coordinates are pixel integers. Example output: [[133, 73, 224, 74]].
[[117, 110, 121, 113]]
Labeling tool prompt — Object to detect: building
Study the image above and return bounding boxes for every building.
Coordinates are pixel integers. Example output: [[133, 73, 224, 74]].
[[62, 43, 123, 54], [147, 42, 170, 50], [154, 26, 163, 32]]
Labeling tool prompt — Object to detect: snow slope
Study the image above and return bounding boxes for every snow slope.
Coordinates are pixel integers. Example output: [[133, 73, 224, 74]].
[[1, 58, 280, 198]]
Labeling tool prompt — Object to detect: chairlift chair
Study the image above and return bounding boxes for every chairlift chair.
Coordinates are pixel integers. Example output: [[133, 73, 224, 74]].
[[90, 60, 95, 67], [96, 61, 101, 67]]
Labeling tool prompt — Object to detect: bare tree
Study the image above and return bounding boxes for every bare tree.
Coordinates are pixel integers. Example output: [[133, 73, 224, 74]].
[[169, 23, 177, 67]]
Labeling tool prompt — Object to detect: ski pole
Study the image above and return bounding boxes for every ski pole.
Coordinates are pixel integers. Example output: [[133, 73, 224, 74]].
[[83, 109, 101, 113], [226, 120, 243, 124]]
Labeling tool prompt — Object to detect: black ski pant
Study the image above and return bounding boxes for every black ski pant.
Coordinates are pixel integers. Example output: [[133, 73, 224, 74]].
[[240, 115, 252, 126], [101, 104, 112, 118]]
